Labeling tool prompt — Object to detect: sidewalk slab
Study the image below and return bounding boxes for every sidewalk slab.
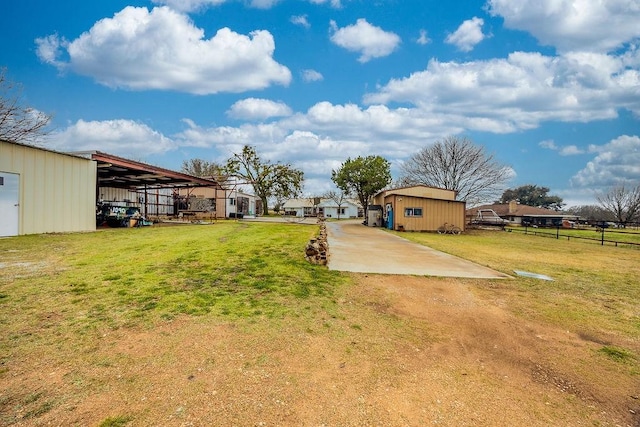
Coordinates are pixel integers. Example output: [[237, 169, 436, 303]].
[[326, 220, 510, 279]]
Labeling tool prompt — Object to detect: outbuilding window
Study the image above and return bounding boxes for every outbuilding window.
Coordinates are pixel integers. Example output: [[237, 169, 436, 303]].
[[404, 208, 423, 217]]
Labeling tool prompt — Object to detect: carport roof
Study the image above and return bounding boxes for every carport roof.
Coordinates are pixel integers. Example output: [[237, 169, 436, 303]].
[[88, 151, 222, 190]]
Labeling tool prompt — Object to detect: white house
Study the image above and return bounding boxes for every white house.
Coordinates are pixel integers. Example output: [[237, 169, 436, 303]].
[[319, 198, 360, 219], [282, 198, 361, 218]]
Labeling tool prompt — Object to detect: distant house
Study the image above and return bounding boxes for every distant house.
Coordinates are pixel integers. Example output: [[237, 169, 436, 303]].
[[372, 185, 466, 232], [282, 198, 361, 218], [319, 198, 361, 219], [467, 201, 578, 227]]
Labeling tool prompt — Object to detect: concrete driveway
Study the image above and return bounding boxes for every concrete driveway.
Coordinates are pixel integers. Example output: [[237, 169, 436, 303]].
[[326, 220, 510, 279]]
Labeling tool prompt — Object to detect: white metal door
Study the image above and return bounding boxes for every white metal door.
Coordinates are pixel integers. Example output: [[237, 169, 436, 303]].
[[0, 172, 19, 237]]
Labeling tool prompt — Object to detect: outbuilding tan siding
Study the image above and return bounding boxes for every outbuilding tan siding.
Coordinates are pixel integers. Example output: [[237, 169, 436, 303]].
[[389, 195, 465, 232], [371, 185, 464, 232], [1, 140, 96, 235]]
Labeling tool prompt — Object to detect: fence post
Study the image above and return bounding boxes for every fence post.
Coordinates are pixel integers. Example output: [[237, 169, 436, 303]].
[[556, 225, 559, 239], [601, 227, 605, 246]]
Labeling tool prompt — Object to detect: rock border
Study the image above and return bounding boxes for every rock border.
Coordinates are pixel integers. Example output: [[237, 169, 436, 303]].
[[305, 218, 328, 265]]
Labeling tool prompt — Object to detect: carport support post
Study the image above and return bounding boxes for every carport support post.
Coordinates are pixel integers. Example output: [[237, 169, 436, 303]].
[[144, 184, 148, 217]]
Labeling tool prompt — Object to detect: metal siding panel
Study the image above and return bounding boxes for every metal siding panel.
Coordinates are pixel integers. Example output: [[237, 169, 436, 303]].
[[49, 156, 69, 229], [25, 148, 41, 234], [0, 141, 96, 234], [81, 160, 97, 231]]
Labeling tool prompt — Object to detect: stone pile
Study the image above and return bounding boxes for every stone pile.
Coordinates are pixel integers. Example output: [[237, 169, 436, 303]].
[[305, 218, 328, 265]]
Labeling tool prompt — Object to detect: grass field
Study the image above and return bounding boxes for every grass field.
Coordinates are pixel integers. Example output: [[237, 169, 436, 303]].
[[505, 225, 640, 246], [1, 221, 639, 425], [0, 221, 344, 325]]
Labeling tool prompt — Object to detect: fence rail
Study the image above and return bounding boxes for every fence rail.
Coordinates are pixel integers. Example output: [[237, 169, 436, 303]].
[[506, 226, 640, 248]]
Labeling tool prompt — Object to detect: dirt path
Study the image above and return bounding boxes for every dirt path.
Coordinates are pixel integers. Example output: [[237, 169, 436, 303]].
[[8, 274, 638, 426]]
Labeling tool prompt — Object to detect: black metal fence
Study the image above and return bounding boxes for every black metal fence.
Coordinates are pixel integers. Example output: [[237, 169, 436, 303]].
[[507, 225, 640, 248]]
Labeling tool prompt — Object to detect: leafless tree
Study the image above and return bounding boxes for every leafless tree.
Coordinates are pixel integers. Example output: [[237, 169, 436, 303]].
[[400, 136, 511, 206], [564, 205, 614, 222], [596, 184, 640, 225], [324, 190, 350, 219], [0, 68, 51, 144], [181, 158, 224, 178]]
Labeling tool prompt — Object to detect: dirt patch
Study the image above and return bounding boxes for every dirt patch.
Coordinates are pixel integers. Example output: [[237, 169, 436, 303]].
[[1, 275, 638, 426]]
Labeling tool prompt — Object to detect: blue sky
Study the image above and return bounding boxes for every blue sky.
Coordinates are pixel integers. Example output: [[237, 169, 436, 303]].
[[2, 0, 639, 206]]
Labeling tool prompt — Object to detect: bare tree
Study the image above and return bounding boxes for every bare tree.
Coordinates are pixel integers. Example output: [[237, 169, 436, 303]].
[[564, 205, 614, 222], [181, 158, 224, 178], [596, 184, 640, 225], [0, 68, 51, 144], [400, 136, 511, 206], [324, 190, 350, 219]]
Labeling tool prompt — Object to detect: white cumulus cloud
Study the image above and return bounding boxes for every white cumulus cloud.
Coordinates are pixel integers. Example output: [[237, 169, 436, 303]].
[[487, 0, 640, 53], [571, 135, 640, 188], [227, 98, 293, 120], [445, 17, 487, 52], [48, 119, 175, 158], [365, 51, 640, 133], [330, 19, 401, 63], [35, 6, 291, 94], [539, 139, 584, 155]]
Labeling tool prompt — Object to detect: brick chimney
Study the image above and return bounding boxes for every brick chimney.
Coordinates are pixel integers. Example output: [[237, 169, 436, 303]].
[[508, 200, 518, 214]]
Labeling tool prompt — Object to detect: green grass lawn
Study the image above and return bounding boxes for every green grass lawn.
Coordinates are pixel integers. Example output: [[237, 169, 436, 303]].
[[2, 222, 638, 344], [506, 225, 640, 246], [0, 222, 346, 338]]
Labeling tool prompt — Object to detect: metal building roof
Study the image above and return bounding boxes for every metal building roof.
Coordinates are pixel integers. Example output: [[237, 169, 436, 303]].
[[90, 152, 222, 190]]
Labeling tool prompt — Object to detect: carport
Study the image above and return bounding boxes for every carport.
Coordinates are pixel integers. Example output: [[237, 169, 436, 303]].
[[88, 152, 225, 219]]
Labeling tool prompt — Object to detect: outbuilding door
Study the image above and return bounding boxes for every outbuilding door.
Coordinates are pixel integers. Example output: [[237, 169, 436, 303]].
[[0, 172, 19, 237]]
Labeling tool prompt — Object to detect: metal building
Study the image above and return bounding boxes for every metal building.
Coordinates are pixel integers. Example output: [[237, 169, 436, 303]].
[[0, 139, 97, 236], [1, 140, 224, 236], [372, 185, 466, 232]]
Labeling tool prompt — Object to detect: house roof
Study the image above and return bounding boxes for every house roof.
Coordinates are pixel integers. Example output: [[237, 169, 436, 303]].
[[283, 198, 361, 209], [282, 198, 315, 208], [467, 203, 577, 218], [318, 198, 359, 208]]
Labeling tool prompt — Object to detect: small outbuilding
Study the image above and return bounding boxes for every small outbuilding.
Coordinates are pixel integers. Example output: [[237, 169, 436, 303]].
[[372, 185, 466, 232]]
